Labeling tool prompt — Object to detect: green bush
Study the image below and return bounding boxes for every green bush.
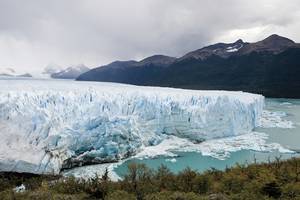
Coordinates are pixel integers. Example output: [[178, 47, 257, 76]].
[[145, 191, 205, 200], [261, 181, 282, 199], [282, 183, 300, 199], [106, 190, 135, 200]]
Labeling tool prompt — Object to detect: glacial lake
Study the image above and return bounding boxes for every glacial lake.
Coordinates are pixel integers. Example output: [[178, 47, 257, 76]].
[[114, 98, 300, 177]]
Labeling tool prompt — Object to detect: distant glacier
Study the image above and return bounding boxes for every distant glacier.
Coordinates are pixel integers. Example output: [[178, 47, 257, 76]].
[[0, 79, 264, 174]]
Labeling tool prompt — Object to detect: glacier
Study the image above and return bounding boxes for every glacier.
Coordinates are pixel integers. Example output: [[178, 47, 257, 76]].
[[0, 79, 265, 174]]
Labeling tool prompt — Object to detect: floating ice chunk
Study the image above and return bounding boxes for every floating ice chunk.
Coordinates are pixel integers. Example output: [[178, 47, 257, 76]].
[[166, 158, 177, 163], [280, 102, 292, 106], [258, 110, 294, 128]]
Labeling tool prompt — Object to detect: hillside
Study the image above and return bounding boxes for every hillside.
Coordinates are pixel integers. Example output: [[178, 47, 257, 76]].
[[77, 35, 300, 98]]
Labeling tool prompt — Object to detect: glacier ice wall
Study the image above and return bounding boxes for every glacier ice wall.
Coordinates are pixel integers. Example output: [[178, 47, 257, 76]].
[[0, 80, 264, 174]]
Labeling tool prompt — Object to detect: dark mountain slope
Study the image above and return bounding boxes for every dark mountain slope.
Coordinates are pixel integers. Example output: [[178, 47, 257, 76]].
[[179, 39, 246, 60], [77, 55, 175, 85], [138, 55, 176, 66], [158, 48, 300, 98], [238, 34, 299, 55], [77, 35, 300, 98]]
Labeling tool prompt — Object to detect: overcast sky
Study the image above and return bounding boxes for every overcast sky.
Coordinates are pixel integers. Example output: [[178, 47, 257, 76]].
[[0, 0, 300, 72]]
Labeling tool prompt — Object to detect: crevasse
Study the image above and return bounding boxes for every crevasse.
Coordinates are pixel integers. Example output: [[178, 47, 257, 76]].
[[0, 79, 264, 174]]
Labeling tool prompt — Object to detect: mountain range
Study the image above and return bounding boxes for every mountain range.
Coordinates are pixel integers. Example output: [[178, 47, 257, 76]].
[[0, 68, 32, 78], [77, 34, 300, 98], [43, 64, 90, 79]]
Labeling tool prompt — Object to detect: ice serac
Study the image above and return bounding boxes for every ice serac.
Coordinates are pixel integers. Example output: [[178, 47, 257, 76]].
[[0, 80, 264, 174]]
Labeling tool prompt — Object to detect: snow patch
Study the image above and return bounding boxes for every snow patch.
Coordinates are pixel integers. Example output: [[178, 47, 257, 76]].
[[226, 44, 243, 53], [226, 48, 239, 52]]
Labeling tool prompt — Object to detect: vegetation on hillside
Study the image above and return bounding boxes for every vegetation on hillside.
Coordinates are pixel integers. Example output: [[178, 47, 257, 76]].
[[77, 48, 300, 98], [1, 157, 300, 199]]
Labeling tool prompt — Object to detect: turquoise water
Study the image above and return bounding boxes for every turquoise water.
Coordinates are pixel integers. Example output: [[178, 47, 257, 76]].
[[258, 99, 300, 149], [115, 98, 300, 177]]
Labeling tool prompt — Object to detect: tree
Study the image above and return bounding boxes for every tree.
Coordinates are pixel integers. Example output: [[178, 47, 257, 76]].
[[123, 163, 154, 199], [155, 164, 175, 191], [261, 182, 282, 199], [177, 167, 197, 192]]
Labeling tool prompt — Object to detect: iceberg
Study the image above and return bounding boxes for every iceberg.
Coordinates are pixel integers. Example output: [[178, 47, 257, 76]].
[[0, 79, 264, 174]]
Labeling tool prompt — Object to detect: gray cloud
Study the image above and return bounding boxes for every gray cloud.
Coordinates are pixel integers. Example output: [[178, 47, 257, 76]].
[[0, 0, 299, 72]]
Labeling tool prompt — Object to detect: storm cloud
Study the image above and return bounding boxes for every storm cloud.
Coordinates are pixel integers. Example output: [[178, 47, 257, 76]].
[[0, 0, 300, 72]]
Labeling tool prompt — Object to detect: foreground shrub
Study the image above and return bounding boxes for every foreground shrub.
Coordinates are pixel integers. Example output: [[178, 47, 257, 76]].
[[0, 189, 89, 200], [145, 191, 205, 200], [282, 182, 300, 199], [106, 190, 135, 200], [261, 181, 282, 199]]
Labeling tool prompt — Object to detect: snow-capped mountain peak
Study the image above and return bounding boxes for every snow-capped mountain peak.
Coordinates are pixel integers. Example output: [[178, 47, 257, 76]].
[[50, 64, 90, 79], [179, 38, 246, 60]]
